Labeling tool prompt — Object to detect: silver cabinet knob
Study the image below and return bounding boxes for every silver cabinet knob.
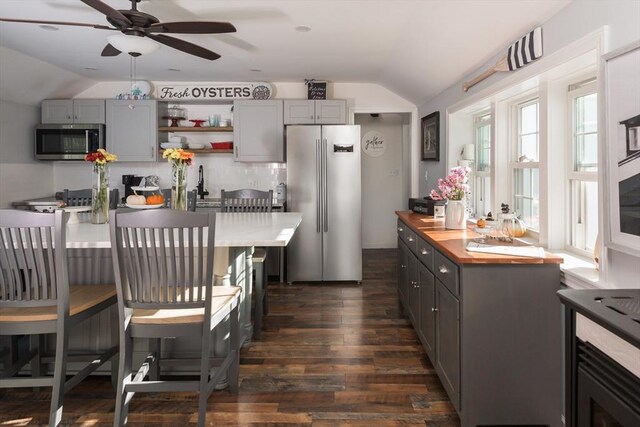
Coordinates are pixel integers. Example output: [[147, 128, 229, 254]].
[[400, 264, 406, 268], [407, 236, 414, 242], [421, 248, 429, 255], [310, 115, 314, 119], [432, 307, 438, 312], [398, 227, 404, 232], [438, 265, 449, 274]]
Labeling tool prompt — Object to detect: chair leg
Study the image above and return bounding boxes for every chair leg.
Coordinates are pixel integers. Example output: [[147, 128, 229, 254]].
[[254, 262, 264, 340], [113, 333, 133, 427], [229, 304, 240, 394], [263, 276, 269, 315], [30, 334, 46, 381], [149, 338, 161, 381], [197, 325, 212, 427], [49, 327, 68, 426]]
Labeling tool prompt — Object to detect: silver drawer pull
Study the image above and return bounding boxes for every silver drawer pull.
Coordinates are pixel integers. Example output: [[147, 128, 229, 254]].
[[421, 248, 429, 255], [432, 307, 438, 312], [400, 264, 406, 269], [407, 236, 414, 242], [398, 227, 404, 232], [438, 265, 449, 274]]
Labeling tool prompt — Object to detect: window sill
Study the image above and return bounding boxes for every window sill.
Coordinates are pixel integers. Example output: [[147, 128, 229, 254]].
[[554, 250, 600, 289]]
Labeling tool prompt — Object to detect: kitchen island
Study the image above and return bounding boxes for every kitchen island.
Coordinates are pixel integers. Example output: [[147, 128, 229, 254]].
[[57, 212, 302, 376], [396, 211, 562, 427]]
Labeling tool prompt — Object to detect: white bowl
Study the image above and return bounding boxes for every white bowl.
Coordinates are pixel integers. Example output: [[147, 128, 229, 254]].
[[169, 135, 186, 143], [160, 142, 184, 149], [188, 143, 205, 149]]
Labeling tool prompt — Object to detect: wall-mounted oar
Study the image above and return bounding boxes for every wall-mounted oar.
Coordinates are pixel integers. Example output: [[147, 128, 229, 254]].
[[463, 26, 543, 92]]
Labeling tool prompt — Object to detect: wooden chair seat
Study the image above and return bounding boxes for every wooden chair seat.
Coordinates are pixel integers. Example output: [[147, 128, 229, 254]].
[[131, 286, 241, 325], [0, 285, 116, 322]]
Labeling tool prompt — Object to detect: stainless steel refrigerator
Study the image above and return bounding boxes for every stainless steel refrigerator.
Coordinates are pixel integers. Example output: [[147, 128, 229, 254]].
[[286, 125, 362, 282]]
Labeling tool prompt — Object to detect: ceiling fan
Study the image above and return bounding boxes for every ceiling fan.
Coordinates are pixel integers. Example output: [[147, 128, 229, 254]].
[[0, 0, 236, 60]]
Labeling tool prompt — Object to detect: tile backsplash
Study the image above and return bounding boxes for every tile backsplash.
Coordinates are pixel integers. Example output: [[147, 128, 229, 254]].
[[53, 157, 286, 200]]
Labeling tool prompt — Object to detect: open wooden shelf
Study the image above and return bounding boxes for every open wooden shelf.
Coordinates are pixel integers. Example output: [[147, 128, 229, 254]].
[[158, 126, 233, 132], [159, 148, 233, 154]]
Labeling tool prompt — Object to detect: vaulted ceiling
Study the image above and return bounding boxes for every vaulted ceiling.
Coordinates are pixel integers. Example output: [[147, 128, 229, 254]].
[[0, 0, 571, 105]]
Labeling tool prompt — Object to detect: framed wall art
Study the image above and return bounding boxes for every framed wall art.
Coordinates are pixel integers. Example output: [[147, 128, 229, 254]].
[[421, 111, 440, 161], [602, 39, 640, 256]]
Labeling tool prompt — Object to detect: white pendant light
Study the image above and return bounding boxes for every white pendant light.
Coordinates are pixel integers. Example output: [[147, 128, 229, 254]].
[[107, 34, 160, 56]]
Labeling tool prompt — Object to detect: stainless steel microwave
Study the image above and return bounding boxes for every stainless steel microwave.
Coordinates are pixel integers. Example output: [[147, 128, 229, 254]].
[[35, 124, 105, 160]]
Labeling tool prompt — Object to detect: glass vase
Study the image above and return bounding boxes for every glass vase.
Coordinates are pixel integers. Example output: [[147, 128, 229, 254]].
[[171, 162, 187, 211], [91, 163, 109, 224]]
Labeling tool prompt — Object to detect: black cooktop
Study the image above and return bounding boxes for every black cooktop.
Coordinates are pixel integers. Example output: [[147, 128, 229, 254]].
[[558, 288, 640, 348]]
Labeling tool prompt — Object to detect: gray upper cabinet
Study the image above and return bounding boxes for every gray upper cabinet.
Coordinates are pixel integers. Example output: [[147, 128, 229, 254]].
[[42, 99, 105, 124], [284, 100, 346, 125], [106, 100, 157, 162], [233, 100, 284, 162]]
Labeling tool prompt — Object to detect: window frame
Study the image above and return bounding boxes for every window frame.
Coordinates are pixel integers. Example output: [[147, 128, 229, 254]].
[[473, 111, 492, 217], [566, 80, 598, 257], [509, 96, 541, 237]]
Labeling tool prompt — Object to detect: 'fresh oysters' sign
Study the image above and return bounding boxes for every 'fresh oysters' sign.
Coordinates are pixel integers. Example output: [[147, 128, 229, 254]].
[[156, 82, 273, 100]]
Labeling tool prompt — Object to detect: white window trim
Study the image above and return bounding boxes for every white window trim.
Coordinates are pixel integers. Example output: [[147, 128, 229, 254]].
[[473, 111, 492, 216], [566, 80, 598, 258]]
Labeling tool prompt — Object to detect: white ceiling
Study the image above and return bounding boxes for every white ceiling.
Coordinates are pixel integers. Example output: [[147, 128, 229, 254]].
[[0, 0, 571, 105]]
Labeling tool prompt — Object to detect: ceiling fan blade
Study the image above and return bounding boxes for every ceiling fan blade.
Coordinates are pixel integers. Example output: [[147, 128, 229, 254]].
[[146, 21, 236, 34], [146, 34, 221, 61], [0, 17, 114, 30], [80, 0, 131, 27], [101, 43, 121, 57]]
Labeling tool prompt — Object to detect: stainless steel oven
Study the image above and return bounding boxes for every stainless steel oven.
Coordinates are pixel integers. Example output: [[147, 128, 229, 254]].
[[35, 124, 105, 160]]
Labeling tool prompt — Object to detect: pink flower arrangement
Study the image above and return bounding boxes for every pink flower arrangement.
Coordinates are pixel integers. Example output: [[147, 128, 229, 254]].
[[429, 166, 470, 201]]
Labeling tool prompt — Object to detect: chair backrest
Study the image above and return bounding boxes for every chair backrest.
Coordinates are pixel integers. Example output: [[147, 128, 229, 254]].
[[64, 188, 119, 210], [220, 189, 273, 212], [160, 189, 197, 212], [109, 210, 215, 311], [0, 209, 67, 309]]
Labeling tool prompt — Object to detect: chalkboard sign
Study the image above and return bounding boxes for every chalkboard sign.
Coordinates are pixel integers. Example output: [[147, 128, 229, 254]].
[[307, 81, 327, 100]]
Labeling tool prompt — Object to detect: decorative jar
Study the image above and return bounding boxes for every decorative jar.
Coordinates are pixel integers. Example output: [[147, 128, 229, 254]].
[[444, 199, 468, 230]]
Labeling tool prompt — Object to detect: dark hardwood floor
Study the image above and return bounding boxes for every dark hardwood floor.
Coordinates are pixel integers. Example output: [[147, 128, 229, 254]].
[[0, 249, 459, 426]]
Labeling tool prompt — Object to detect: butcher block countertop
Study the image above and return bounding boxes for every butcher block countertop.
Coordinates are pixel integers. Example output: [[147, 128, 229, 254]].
[[396, 211, 562, 265]]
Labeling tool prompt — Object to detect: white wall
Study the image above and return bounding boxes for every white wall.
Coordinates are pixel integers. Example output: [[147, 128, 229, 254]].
[[417, 0, 640, 288]]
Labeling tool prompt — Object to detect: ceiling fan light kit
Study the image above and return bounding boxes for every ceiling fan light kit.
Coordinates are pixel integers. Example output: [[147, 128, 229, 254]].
[[1, 0, 236, 61], [107, 34, 160, 56]]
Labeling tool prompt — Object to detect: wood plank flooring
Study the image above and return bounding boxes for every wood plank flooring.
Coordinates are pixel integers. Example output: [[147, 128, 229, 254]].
[[0, 249, 459, 426]]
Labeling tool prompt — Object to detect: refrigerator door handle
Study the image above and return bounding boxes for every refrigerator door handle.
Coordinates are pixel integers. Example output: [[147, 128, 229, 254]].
[[316, 138, 321, 233], [323, 138, 328, 232]]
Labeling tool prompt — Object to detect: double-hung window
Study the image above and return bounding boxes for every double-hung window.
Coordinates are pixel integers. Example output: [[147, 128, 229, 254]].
[[474, 112, 491, 216], [567, 80, 598, 254], [511, 98, 540, 231]]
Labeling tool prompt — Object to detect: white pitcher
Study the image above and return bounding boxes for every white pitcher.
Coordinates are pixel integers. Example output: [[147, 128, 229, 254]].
[[445, 200, 468, 230]]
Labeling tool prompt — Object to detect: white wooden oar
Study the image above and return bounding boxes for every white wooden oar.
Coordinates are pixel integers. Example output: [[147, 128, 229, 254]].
[[463, 27, 543, 92]]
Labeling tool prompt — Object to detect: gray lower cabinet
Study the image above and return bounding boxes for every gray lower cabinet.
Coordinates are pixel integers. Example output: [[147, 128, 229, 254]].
[[233, 100, 284, 162], [396, 218, 561, 426], [106, 100, 158, 162]]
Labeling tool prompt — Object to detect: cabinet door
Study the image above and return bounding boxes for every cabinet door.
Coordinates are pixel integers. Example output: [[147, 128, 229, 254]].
[[234, 100, 284, 162], [315, 100, 346, 124], [41, 100, 73, 124], [436, 280, 460, 410], [418, 263, 436, 361], [106, 100, 157, 162], [406, 251, 418, 326], [284, 100, 315, 125], [73, 99, 105, 124], [397, 240, 409, 304]]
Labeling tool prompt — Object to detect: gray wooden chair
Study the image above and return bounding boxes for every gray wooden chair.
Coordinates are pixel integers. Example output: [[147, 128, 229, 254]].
[[0, 209, 118, 426], [160, 188, 197, 211], [221, 189, 272, 339], [109, 209, 241, 427], [63, 188, 120, 210]]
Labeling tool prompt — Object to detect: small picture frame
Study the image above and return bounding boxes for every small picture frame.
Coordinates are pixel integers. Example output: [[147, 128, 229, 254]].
[[421, 111, 440, 161], [434, 205, 445, 218]]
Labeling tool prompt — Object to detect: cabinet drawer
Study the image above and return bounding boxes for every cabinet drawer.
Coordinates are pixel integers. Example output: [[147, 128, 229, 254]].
[[397, 219, 406, 241], [403, 228, 418, 253], [434, 251, 459, 296], [416, 236, 434, 271]]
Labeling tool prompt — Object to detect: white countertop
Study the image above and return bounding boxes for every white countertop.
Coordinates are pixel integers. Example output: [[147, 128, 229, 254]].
[[65, 212, 303, 249]]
